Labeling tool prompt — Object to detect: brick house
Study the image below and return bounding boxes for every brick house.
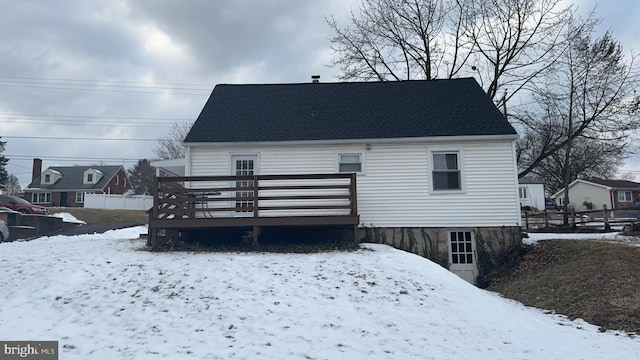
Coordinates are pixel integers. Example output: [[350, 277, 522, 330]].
[[24, 158, 133, 207]]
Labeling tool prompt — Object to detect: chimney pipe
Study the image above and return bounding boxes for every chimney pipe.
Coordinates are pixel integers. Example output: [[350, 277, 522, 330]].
[[311, 75, 320, 83], [32, 158, 42, 182]]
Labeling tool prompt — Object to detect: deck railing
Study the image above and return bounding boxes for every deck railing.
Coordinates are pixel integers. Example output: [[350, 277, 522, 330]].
[[148, 173, 359, 247]]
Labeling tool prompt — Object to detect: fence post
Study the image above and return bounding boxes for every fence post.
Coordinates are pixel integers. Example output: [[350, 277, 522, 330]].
[[570, 209, 576, 229], [524, 211, 529, 230], [544, 209, 549, 228], [603, 205, 610, 231]]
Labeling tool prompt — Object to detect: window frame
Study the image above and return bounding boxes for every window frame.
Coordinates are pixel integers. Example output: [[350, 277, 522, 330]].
[[337, 151, 365, 174], [518, 186, 528, 200], [448, 229, 476, 265], [618, 191, 632, 202], [428, 149, 464, 193], [75, 191, 94, 203], [32, 192, 51, 204]]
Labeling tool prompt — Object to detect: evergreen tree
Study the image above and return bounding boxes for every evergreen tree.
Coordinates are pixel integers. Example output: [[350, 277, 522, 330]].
[[127, 159, 156, 195], [0, 138, 9, 192]]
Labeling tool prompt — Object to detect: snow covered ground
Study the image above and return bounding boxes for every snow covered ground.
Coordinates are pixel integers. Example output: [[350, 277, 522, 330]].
[[1, 227, 639, 359], [50, 212, 86, 224]]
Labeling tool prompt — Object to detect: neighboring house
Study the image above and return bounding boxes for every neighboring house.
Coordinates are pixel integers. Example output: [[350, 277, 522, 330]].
[[150, 158, 185, 177], [518, 178, 546, 211], [24, 158, 133, 207], [551, 178, 640, 211], [149, 77, 522, 284]]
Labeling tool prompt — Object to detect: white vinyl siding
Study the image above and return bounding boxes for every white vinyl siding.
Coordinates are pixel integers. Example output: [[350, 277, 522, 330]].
[[188, 139, 520, 227], [553, 181, 612, 211], [518, 183, 545, 210]]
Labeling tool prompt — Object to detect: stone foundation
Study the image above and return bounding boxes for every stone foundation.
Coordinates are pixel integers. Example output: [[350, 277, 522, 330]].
[[360, 226, 522, 284]]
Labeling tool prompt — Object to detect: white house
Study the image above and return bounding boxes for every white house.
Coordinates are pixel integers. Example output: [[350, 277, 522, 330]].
[[518, 178, 546, 211], [150, 77, 522, 284], [551, 178, 640, 211]]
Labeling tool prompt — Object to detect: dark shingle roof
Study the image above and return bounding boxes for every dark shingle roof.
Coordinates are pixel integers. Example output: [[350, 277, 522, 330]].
[[26, 165, 123, 191], [584, 178, 640, 189], [184, 78, 517, 143]]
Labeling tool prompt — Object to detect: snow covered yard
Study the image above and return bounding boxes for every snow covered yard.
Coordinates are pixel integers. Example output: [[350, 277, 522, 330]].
[[1, 227, 639, 360]]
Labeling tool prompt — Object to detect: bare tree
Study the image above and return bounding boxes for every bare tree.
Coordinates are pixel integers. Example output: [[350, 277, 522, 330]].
[[463, 0, 574, 104], [517, 18, 640, 222], [522, 137, 625, 196], [4, 174, 21, 195], [327, 0, 458, 81], [327, 0, 574, 104], [152, 121, 193, 160]]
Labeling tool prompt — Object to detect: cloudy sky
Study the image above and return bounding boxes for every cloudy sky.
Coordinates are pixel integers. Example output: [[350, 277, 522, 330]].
[[1, 0, 639, 187]]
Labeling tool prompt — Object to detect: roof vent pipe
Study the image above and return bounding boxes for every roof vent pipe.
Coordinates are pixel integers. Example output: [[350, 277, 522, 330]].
[[311, 75, 320, 83]]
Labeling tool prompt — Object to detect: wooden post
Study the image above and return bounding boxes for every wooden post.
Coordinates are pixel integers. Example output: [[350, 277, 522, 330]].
[[253, 175, 259, 218], [350, 173, 358, 216], [150, 176, 160, 250], [544, 209, 549, 228], [603, 205, 610, 231], [570, 209, 576, 229], [524, 211, 529, 230], [252, 225, 260, 246]]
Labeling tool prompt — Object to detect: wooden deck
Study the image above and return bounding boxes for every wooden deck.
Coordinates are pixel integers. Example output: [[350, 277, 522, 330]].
[[148, 173, 359, 249]]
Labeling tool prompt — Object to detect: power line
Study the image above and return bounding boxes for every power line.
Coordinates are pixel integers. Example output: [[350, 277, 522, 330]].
[[0, 76, 213, 95], [2, 135, 181, 142], [6, 119, 172, 128], [0, 112, 192, 127], [0, 79, 211, 91], [0, 112, 192, 121], [0, 75, 214, 87], [7, 154, 142, 161], [0, 83, 209, 96]]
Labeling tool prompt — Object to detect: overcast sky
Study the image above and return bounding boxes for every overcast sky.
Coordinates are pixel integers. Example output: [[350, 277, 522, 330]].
[[1, 0, 639, 187]]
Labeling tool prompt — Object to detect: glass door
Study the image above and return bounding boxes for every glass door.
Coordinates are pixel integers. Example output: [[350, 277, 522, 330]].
[[232, 155, 257, 215]]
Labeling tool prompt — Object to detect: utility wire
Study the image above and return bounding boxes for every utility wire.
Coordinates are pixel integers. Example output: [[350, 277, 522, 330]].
[[2, 135, 181, 142], [0, 76, 213, 95], [0, 112, 192, 121], [0, 83, 209, 95], [0, 75, 214, 87], [7, 120, 172, 128]]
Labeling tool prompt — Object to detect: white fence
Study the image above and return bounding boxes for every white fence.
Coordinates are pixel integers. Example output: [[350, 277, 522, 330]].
[[84, 194, 153, 211]]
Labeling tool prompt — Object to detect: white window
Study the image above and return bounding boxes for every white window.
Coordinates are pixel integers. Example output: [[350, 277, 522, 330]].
[[618, 191, 632, 202], [519, 187, 528, 199], [87, 173, 94, 183], [432, 152, 461, 191], [43, 174, 51, 183], [32, 193, 51, 204], [449, 230, 475, 265], [338, 153, 363, 173], [76, 192, 95, 203], [115, 175, 119, 185]]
